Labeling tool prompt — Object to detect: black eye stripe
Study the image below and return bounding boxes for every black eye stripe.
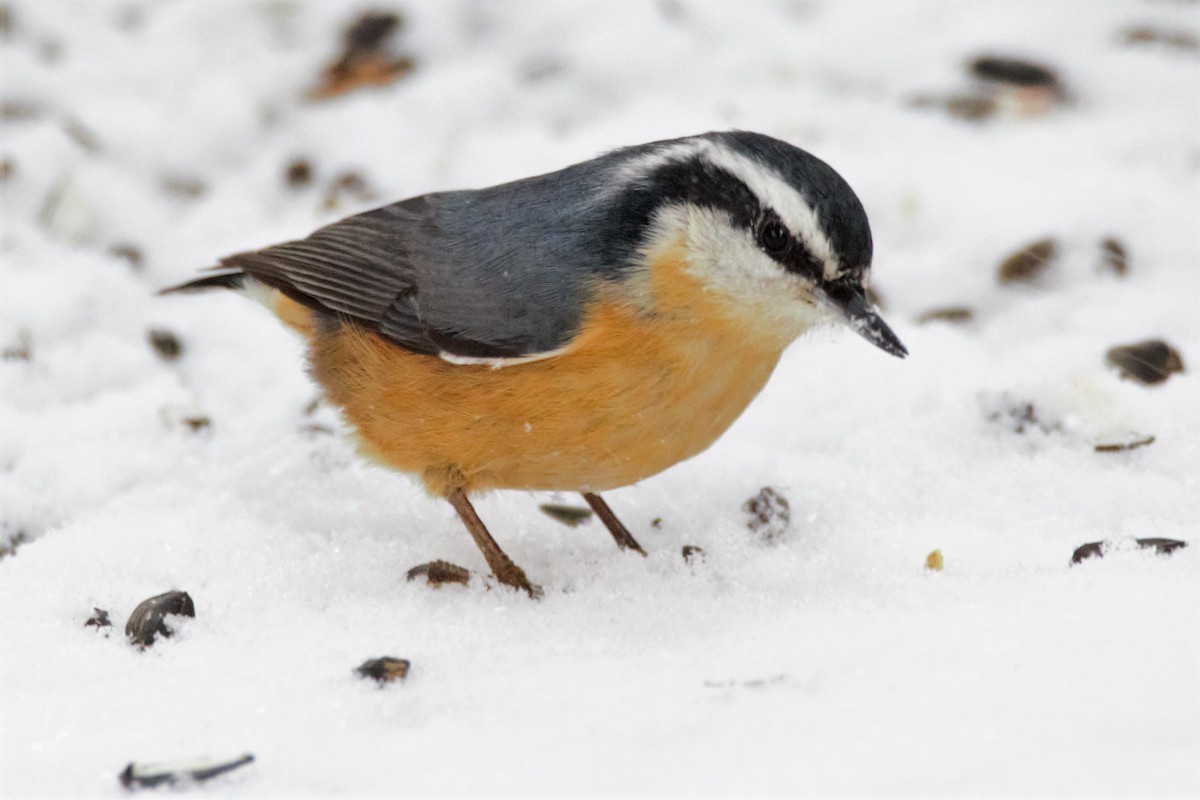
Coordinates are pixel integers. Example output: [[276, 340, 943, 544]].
[[607, 155, 838, 284], [757, 219, 791, 255], [756, 213, 823, 279]]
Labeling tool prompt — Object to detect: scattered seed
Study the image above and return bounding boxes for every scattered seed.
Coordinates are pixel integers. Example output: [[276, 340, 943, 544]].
[[1094, 434, 1155, 453], [1071, 537, 1188, 565], [160, 174, 207, 199], [539, 503, 593, 527], [38, 38, 61, 63], [906, 92, 996, 122], [119, 754, 254, 789], [147, 328, 182, 361], [650, 517, 663, 530], [2, 329, 31, 361], [182, 416, 212, 433], [946, 94, 997, 121], [1105, 339, 1185, 385], [406, 560, 471, 587], [308, 11, 415, 100], [743, 487, 790, 543], [1136, 538, 1188, 556], [107, 242, 144, 270], [284, 158, 313, 188], [997, 238, 1058, 284], [125, 590, 195, 647], [925, 549, 944, 571], [85, 608, 112, 629], [0, 529, 29, 559], [0, 156, 12, 181], [0, 100, 41, 121], [703, 674, 788, 689], [344, 11, 401, 53], [1098, 236, 1129, 276], [917, 306, 974, 325], [970, 56, 1061, 90], [62, 116, 102, 153], [984, 394, 1060, 435], [1121, 26, 1199, 52], [1071, 541, 1105, 564], [356, 656, 411, 684], [681, 545, 706, 564], [322, 171, 374, 210]]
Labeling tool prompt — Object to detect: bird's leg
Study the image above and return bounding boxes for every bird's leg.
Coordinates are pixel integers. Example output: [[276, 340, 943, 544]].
[[581, 492, 647, 556], [445, 488, 539, 597]]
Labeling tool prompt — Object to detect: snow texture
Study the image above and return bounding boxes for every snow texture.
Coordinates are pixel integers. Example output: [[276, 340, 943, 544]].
[[2, 1, 1198, 796]]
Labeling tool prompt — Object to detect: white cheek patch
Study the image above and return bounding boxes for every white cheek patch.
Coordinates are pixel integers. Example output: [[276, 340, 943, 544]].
[[647, 205, 827, 340]]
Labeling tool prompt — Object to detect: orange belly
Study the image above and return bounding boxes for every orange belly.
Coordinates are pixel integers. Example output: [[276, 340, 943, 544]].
[[287, 246, 789, 495]]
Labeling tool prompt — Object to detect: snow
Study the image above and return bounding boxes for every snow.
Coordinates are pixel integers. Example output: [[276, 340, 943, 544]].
[[2, 0, 1198, 796]]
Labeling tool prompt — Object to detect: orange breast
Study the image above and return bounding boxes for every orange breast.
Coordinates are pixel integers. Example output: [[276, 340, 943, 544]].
[[289, 245, 790, 495]]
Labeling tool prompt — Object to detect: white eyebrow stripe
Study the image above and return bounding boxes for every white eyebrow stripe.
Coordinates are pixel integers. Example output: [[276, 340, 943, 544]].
[[614, 138, 838, 275], [695, 142, 836, 273]]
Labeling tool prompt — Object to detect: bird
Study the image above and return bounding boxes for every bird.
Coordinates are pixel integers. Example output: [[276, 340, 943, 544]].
[[163, 130, 906, 596]]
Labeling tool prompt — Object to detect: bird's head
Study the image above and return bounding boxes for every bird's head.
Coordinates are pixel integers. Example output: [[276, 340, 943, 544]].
[[610, 131, 906, 358]]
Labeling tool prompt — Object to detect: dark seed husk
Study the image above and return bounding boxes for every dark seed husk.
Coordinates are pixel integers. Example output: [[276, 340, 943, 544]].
[[681, 545, 706, 564], [147, 328, 182, 360], [119, 754, 254, 789], [1098, 237, 1129, 276], [284, 158, 313, 188], [85, 607, 112, 629], [743, 487, 790, 542], [1105, 339, 1185, 385], [343, 11, 401, 54], [107, 243, 143, 270], [125, 590, 195, 647], [917, 306, 974, 325], [406, 560, 470, 587], [1094, 434, 1155, 453], [1071, 541, 1105, 564], [182, 416, 212, 433], [1136, 538, 1188, 556], [970, 55, 1060, 89], [998, 238, 1058, 284], [538, 503, 594, 527], [1071, 537, 1188, 564], [356, 656, 410, 683]]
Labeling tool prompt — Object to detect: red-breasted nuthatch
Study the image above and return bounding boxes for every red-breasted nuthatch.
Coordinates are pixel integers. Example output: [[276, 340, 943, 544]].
[[165, 131, 906, 596]]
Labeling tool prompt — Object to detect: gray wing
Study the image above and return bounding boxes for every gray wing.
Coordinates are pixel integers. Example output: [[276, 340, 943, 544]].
[[223, 172, 624, 359]]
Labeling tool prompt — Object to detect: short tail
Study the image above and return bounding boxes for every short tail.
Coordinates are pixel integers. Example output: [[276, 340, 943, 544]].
[[159, 267, 319, 341], [157, 269, 246, 296]]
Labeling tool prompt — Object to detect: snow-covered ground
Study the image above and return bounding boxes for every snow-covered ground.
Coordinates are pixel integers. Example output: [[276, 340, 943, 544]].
[[2, 1, 1198, 796]]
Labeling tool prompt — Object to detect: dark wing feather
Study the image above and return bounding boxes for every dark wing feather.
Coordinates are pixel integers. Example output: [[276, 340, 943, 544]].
[[213, 150, 644, 359], [221, 201, 443, 353], [220, 197, 559, 359]]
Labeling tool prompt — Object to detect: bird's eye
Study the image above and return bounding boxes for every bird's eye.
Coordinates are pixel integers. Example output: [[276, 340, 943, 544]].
[[758, 221, 790, 255]]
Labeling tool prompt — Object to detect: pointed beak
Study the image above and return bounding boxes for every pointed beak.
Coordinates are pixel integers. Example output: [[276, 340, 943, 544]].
[[821, 282, 908, 359]]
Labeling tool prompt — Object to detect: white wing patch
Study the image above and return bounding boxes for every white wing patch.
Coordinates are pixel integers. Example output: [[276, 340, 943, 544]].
[[438, 345, 571, 369]]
